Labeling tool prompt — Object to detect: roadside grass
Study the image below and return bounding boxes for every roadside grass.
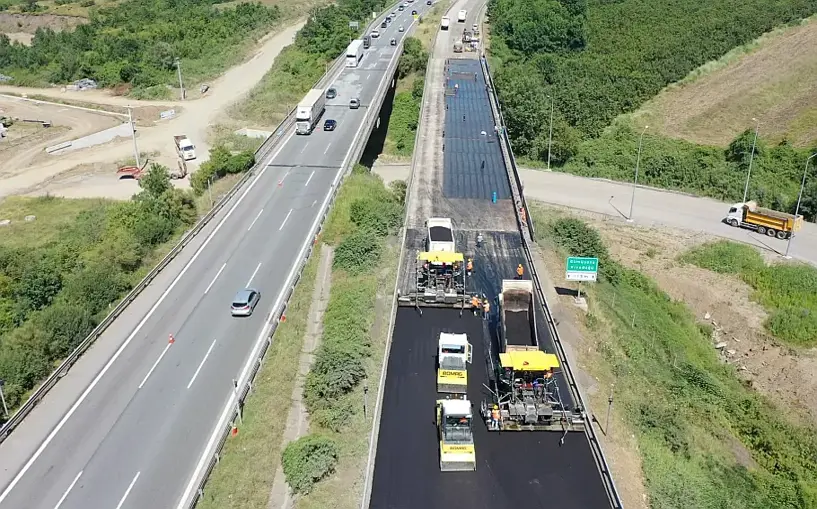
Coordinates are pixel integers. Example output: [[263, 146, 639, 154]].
[[195, 254, 319, 509], [209, 126, 266, 153], [0, 196, 111, 249], [531, 205, 817, 509], [680, 240, 817, 347]]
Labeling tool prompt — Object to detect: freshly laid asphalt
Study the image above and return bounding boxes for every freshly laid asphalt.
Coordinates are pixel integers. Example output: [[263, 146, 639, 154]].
[[0, 5, 432, 509], [368, 308, 611, 509]]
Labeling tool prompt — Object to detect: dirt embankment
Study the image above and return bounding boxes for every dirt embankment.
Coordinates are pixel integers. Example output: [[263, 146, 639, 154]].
[[0, 13, 86, 34]]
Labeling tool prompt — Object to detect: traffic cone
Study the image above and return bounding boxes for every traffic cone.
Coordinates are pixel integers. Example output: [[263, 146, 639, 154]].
[[280, 314, 287, 323], [231, 426, 238, 437], [278, 180, 283, 187], [168, 333, 175, 344]]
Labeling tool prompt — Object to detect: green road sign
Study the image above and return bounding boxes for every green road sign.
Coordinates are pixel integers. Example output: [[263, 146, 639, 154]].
[[565, 257, 598, 282]]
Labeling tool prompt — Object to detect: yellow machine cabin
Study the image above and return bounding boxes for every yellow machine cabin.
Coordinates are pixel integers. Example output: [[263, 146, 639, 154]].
[[436, 399, 476, 471]]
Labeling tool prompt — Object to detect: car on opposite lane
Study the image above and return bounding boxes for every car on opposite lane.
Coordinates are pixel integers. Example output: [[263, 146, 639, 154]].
[[324, 119, 337, 131], [231, 289, 261, 317], [350, 98, 361, 109], [399, 25, 404, 32], [326, 87, 337, 99], [371, 29, 380, 38]]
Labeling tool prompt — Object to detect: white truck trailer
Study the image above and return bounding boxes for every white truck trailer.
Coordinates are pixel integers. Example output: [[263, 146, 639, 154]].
[[174, 135, 196, 161], [346, 39, 364, 68], [295, 89, 326, 135], [441, 16, 450, 30], [457, 10, 467, 22], [426, 217, 455, 253]]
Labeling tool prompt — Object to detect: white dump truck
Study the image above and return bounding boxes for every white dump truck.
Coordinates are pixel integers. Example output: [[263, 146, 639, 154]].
[[441, 16, 450, 30], [426, 217, 455, 252], [174, 135, 196, 161], [457, 10, 467, 22], [295, 89, 326, 135]]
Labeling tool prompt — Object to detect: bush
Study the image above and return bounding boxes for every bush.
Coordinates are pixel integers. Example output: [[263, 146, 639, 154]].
[[333, 231, 381, 273], [190, 147, 255, 196], [281, 434, 339, 494]]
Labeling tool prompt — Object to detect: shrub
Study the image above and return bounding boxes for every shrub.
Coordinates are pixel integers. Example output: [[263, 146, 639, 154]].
[[333, 232, 381, 273], [190, 147, 255, 196], [281, 435, 339, 494]]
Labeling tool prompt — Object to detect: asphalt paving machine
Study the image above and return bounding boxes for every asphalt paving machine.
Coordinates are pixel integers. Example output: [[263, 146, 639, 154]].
[[437, 332, 472, 394], [480, 280, 585, 432], [436, 398, 476, 471]]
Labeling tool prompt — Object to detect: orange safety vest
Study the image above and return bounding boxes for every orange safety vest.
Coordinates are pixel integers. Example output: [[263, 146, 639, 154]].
[[471, 296, 480, 308], [491, 409, 500, 420], [520, 207, 527, 223], [517, 265, 524, 276], [483, 301, 490, 313]]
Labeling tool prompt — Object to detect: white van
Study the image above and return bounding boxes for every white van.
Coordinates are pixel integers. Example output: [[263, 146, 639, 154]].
[[457, 10, 466, 22]]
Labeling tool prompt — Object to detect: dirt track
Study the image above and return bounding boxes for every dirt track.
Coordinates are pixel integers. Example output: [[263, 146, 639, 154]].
[[0, 20, 304, 200]]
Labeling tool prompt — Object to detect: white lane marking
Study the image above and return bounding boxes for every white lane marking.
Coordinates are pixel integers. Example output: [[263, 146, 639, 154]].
[[247, 209, 264, 231], [178, 28, 398, 509], [312, 200, 317, 208], [204, 263, 227, 295], [279, 209, 292, 231], [246, 263, 262, 287], [305, 170, 315, 187], [300, 144, 307, 154], [366, 74, 370, 80], [53, 471, 82, 509], [138, 341, 174, 390], [323, 143, 331, 155], [187, 340, 217, 390], [0, 122, 295, 507], [114, 471, 140, 509]]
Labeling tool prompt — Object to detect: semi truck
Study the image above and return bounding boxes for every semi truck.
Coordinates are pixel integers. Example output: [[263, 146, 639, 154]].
[[457, 9, 466, 22], [295, 89, 326, 135], [440, 16, 450, 30], [436, 399, 476, 471], [725, 201, 803, 240], [437, 333, 472, 394], [346, 39, 364, 68], [174, 135, 196, 161], [426, 217, 455, 253]]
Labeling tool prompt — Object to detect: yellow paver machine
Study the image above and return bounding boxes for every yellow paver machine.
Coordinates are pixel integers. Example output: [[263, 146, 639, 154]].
[[397, 251, 471, 312]]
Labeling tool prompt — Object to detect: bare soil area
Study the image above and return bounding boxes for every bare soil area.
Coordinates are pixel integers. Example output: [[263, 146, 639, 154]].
[[0, 13, 86, 34], [633, 16, 817, 147]]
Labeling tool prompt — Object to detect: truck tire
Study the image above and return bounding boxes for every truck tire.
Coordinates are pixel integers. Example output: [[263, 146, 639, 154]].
[[729, 219, 739, 227], [757, 226, 766, 235], [766, 228, 776, 237], [777, 230, 787, 240]]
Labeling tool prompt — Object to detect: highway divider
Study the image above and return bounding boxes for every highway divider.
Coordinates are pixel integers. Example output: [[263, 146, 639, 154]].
[[360, 1, 457, 507], [182, 3, 411, 507], [0, 50, 348, 446], [480, 52, 624, 508]]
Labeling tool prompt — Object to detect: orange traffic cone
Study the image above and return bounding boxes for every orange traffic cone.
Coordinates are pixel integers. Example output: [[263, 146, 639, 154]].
[[168, 333, 175, 344], [280, 314, 287, 323], [231, 426, 238, 437]]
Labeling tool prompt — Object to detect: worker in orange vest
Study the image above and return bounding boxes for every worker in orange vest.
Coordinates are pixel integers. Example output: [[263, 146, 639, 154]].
[[516, 264, 524, 279], [466, 258, 473, 276], [490, 404, 501, 430], [471, 295, 480, 315]]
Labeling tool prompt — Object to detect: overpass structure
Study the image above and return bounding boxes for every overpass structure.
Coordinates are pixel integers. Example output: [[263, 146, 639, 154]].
[[363, 0, 623, 507], [0, 3, 433, 509]]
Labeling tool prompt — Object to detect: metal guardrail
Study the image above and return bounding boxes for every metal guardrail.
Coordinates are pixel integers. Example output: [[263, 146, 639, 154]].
[[183, 5, 408, 508], [360, 2, 458, 507], [0, 47, 348, 446], [480, 53, 624, 509]]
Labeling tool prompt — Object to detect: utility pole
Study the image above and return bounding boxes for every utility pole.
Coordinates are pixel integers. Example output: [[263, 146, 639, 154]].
[[742, 118, 761, 203], [547, 95, 554, 171], [175, 58, 184, 101], [127, 106, 140, 168], [0, 379, 9, 419], [627, 125, 649, 222], [784, 152, 817, 259]]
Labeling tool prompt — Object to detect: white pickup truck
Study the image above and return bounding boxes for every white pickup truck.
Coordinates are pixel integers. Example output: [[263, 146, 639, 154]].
[[174, 135, 196, 161]]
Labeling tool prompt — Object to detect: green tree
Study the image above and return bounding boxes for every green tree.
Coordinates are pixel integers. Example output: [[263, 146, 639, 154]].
[[138, 163, 172, 198], [281, 435, 339, 494], [726, 129, 764, 168]]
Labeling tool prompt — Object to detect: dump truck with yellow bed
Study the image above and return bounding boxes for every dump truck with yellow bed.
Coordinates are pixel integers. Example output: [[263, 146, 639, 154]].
[[724, 201, 802, 240]]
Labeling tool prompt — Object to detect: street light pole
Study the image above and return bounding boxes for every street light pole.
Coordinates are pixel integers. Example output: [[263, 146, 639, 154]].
[[0, 379, 9, 419], [784, 152, 817, 259], [175, 58, 184, 101], [627, 125, 649, 222], [742, 118, 761, 203], [127, 106, 140, 168], [547, 95, 554, 171]]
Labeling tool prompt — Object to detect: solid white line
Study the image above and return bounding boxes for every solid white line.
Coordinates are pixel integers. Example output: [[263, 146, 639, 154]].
[[312, 200, 317, 208], [305, 170, 315, 187], [187, 340, 217, 390], [246, 263, 262, 287], [204, 263, 226, 295], [247, 209, 264, 231], [0, 121, 295, 507], [138, 341, 173, 389], [53, 470, 82, 509], [114, 471, 140, 509], [279, 209, 292, 231], [300, 145, 307, 154], [177, 52, 377, 509], [323, 143, 331, 154]]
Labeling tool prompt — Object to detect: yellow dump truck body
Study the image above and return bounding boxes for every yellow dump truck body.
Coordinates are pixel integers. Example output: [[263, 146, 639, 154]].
[[745, 209, 802, 233]]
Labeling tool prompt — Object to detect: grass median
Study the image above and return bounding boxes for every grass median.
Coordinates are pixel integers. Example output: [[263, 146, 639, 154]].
[[680, 240, 817, 347], [531, 206, 817, 509]]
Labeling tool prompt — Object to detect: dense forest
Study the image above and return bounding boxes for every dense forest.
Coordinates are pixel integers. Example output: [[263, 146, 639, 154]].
[[0, 0, 281, 91], [488, 0, 817, 213]]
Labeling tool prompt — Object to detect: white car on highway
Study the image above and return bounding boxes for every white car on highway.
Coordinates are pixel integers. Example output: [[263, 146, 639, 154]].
[[371, 29, 380, 38]]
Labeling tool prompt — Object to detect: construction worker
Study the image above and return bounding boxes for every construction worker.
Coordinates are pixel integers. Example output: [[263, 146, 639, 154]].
[[482, 299, 490, 320], [476, 232, 484, 248], [471, 295, 480, 315], [466, 258, 473, 276], [516, 264, 524, 279], [490, 404, 500, 430]]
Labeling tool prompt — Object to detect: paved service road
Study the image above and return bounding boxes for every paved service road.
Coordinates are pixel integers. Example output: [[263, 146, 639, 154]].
[[518, 169, 817, 265], [0, 5, 430, 509]]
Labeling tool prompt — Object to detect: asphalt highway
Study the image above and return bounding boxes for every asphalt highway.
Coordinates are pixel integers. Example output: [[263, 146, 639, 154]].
[[0, 5, 429, 509]]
